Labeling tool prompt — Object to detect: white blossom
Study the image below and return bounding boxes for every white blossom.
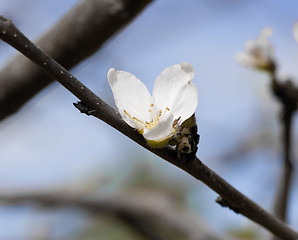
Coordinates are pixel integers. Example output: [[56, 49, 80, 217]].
[[236, 28, 275, 71], [108, 62, 198, 148]]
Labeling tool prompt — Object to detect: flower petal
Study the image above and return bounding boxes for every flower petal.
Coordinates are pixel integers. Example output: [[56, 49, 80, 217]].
[[108, 68, 154, 129], [143, 113, 174, 142], [235, 52, 255, 67], [236, 28, 274, 71], [152, 62, 198, 123]]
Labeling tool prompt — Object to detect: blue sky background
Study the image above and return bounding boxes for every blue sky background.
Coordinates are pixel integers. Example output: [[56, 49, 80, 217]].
[[0, 0, 298, 238]]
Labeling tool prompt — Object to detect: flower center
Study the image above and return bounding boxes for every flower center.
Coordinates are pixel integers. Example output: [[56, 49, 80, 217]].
[[124, 106, 170, 134]]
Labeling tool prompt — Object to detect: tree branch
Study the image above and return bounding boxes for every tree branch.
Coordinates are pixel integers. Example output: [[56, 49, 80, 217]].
[[0, 0, 152, 121], [270, 74, 297, 240], [0, 190, 226, 240], [273, 108, 293, 221], [0, 16, 298, 239]]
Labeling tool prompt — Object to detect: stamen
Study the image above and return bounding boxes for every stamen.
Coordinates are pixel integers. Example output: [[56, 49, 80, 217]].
[[172, 117, 181, 128], [123, 107, 166, 131], [133, 117, 145, 125], [158, 106, 170, 120], [124, 110, 145, 128], [123, 110, 133, 119]]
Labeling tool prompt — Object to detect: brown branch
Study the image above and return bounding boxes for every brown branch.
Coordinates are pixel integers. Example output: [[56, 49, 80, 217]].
[[0, 190, 227, 240], [273, 108, 293, 221], [0, 0, 152, 121], [0, 16, 298, 239], [270, 74, 297, 240]]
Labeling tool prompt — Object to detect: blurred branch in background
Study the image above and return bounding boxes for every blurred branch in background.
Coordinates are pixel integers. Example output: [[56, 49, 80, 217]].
[[270, 72, 297, 240], [236, 27, 298, 240], [0, 0, 152, 121], [1, 16, 298, 239], [0, 189, 228, 240]]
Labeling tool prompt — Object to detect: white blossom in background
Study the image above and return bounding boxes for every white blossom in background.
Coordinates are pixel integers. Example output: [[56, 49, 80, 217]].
[[108, 62, 198, 148], [236, 28, 275, 71], [294, 22, 298, 42]]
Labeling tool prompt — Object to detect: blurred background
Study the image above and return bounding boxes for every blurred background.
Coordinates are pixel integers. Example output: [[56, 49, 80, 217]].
[[0, 0, 297, 239]]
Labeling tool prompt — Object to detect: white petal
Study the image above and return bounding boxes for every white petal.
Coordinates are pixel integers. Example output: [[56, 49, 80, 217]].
[[143, 113, 174, 141], [152, 62, 198, 123], [236, 28, 274, 70], [257, 33, 274, 58], [108, 68, 154, 129], [235, 52, 254, 67], [245, 40, 258, 52]]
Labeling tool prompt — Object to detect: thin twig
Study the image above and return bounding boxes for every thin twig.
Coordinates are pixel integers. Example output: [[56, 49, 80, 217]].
[[0, 0, 152, 121], [270, 73, 297, 240], [273, 108, 294, 221], [0, 16, 298, 239]]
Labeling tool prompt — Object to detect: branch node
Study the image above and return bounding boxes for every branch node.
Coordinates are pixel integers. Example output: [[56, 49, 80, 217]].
[[172, 115, 200, 161], [0, 15, 11, 24], [73, 101, 95, 116], [216, 196, 240, 214]]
